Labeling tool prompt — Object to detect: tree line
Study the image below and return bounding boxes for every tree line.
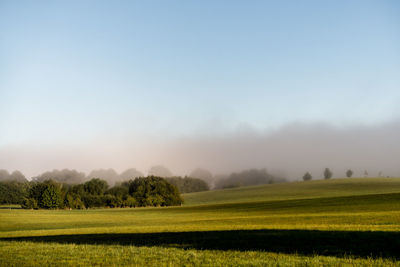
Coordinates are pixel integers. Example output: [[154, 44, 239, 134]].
[[1, 176, 185, 209]]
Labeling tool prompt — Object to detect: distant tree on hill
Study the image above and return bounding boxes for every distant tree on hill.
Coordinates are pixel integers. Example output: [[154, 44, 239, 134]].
[[303, 172, 312, 181], [364, 170, 369, 177], [324, 168, 332, 179], [346, 169, 353, 178]]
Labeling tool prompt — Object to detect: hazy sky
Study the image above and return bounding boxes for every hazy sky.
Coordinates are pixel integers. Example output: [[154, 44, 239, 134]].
[[1, 1, 399, 178]]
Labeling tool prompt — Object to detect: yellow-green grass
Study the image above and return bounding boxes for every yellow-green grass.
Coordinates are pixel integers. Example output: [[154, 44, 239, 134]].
[[2, 178, 400, 266], [1, 241, 398, 267]]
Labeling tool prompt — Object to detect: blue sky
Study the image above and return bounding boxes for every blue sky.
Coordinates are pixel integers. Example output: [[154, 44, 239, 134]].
[[1, 1, 400, 148]]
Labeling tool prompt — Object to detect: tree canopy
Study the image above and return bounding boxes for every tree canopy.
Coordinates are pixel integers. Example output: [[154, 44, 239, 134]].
[[128, 176, 183, 207]]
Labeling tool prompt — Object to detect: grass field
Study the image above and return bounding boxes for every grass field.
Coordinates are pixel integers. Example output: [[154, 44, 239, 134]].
[[1, 178, 400, 266]]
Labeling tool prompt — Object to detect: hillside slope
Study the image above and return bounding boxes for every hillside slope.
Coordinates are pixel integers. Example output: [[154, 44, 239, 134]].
[[183, 177, 400, 205]]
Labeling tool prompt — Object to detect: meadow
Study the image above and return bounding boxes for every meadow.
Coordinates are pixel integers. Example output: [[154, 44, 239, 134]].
[[1, 178, 400, 266]]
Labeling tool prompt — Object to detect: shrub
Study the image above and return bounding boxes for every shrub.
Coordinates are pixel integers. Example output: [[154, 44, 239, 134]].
[[21, 198, 38, 209], [64, 193, 85, 209], [123, 196, 138, 207]]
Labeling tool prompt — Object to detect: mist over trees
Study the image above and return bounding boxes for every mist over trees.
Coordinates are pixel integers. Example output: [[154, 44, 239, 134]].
[[30, 168, 145, 186], [119, 168, 144, 181], [148, 165, 173, 177], [190, 168, 214, 187], [32, 169, 86, 184], [87, 169, 119, 184], [215, 168, 285, 189], [166, 177, 209, 193], [0, 169, 27, 182]]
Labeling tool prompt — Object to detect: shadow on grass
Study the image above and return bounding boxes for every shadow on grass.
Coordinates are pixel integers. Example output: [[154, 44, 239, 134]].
[[2, 229, 400, 259]]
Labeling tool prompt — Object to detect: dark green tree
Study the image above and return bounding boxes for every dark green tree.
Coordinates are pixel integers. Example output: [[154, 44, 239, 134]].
[[40, 184, 62, 209], [128, 176, 183, 207], [106, 186, 129, 198], [0, 181, 29, 204], [28, 180, 62, 209], [83, 178, 108, 195]]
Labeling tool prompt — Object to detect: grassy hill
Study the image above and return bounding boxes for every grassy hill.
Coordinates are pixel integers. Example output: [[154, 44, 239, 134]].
[[2, 177, 400, 266], [183, 177, 400, 205]]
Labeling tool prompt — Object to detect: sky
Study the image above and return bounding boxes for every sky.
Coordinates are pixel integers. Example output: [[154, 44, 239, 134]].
[[1, 1, 400, 178]]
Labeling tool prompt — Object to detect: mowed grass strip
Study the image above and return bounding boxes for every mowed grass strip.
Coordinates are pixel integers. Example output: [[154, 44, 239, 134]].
[[0, 241, 399, 267]]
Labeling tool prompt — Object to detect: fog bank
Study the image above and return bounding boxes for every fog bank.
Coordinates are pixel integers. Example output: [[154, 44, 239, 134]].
[[0, 120, 399, 180]]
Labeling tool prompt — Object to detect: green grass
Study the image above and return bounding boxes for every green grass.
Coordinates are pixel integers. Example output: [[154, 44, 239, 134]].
[[1, 178, 400, 266], [183, 177, 400, 205]]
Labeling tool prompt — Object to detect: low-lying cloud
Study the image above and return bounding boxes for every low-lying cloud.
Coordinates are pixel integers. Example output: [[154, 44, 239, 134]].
[[1, 119, 399, 180]]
